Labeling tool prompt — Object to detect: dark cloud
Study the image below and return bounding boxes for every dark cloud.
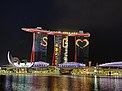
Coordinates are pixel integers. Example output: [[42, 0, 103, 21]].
[[0, 0, 122, 65]]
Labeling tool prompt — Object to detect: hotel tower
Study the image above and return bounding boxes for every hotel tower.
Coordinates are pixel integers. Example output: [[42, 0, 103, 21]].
[[22, 27, 90, 65]]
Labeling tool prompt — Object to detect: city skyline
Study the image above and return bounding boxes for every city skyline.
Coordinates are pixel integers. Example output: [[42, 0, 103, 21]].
[[0, 0, 122, 65]]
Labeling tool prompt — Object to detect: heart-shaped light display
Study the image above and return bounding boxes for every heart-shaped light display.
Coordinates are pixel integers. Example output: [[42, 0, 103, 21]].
[[76, 39, 89, 49]]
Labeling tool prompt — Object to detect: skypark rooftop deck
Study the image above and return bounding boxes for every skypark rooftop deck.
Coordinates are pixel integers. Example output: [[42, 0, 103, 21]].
[[22, 27, 90, 37]]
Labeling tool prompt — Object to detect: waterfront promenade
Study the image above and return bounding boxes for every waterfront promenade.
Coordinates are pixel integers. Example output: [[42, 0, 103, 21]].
[[1, 66, 122, 76]]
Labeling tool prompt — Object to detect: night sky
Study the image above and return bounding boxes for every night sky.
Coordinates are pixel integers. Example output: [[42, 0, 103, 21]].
[[0, 0, 122, 65]]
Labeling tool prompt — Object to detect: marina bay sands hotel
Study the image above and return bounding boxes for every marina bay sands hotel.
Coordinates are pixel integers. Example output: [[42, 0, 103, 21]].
[[22, 27, 90, 66]]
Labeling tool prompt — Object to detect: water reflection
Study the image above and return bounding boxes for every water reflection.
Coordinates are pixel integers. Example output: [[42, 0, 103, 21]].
[[0, 75, 122, 91], [30, 75, 49, 91], [98, 76, 122, 91], [12, 75, 31, 91], [94, 75, 98, 91]]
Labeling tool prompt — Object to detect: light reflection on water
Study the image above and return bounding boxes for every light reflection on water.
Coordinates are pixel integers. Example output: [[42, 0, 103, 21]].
[[0, 75, 122, 91]]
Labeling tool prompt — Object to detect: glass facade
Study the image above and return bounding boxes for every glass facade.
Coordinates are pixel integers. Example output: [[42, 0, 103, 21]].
[[34, 33, 48, 62], [28, 29, 90, 65]]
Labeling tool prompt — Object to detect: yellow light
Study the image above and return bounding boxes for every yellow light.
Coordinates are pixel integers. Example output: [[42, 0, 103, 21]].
[[62, 37, 68, 62], [76, 39, 89, 49], [62, 37, 68, 48], [40, 37, 48, 46]]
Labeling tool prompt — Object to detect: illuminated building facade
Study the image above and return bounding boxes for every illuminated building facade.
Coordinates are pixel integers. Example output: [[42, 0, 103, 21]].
[[22, 27, 90, 65]]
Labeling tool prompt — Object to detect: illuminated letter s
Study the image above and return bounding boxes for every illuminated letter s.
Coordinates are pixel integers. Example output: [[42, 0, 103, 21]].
[[41, 37, 48, 46]]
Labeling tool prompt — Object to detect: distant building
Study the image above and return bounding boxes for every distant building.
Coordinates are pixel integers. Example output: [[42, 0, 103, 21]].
[[99, 62, 122, 67], [22, 27, 90, 66]]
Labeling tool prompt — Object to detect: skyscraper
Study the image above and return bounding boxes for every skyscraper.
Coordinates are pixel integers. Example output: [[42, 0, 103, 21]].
[[22, 28, 90, 65]]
